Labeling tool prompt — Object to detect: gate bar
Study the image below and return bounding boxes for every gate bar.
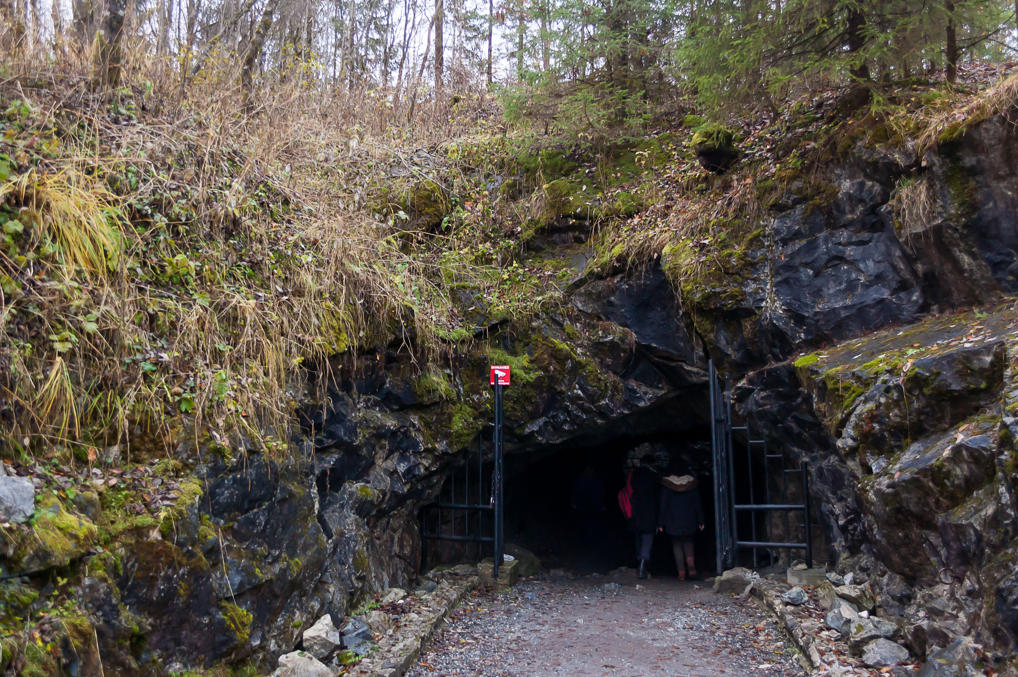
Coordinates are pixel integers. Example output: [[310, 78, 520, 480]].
[[737, 540, 808, 549], [493, 381, 504, 579], [802, 462, 813, 568]]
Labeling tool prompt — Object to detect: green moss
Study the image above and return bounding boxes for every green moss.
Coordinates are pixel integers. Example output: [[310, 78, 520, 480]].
[[513, 147, 577, 182], [805, 180, 840, 215], [20, 494, 98, 568], [691, 123, 736, 152], [198, 514, 217, 543], [219, 601, 253, 645], [407, 180, 451, 228], [434, 326, 473, 343], [414, 369, 456, 402], [819, 366, 868, 429], [486, 348, 537, 385], [793, 353, 820, 369], [597, 190, 645, 219], [944, 159, 978, 221], [682, 114, 706, 129], [356, 484, 379, 502], [20, 641, 59, 677], [353, 547, 370, 575], [158, 478, 203, 538], [338, 649, 361, 665], [661, 225, 756, 311], [449, 401, 484, 450]]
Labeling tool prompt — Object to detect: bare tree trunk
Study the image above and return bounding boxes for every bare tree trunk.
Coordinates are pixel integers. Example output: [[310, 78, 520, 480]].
[[50, 0, 62, 44], [0, 0, 26, 48], [394, 0, 412, 95], [516, 5, 523, 79], [241, 0, 282, 109], [486, 0, 492, 86], [345, 0, 356, 90], [72, 0, 98, 45], [434, 0, 443, 91], [846, 7, 869, 81], [945, 0, 958, 83], [407, 10, 435, 122], [157, 0, 174, 56], [93, 0, 126, 90], [539, 0, 549, 72]]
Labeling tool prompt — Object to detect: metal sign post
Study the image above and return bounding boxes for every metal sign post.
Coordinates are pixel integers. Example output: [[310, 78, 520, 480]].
[[489, 365, 509, 579]]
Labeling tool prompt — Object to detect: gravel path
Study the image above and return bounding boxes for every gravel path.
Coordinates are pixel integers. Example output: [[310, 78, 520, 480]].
[[409, 570, 806, 677]]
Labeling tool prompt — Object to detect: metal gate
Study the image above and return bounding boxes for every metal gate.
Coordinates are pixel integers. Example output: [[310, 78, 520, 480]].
[[710, 360, 736, 574], [420, 377, 507, 576], [710, 360, 813, 572], [419, 438, 493, 571]]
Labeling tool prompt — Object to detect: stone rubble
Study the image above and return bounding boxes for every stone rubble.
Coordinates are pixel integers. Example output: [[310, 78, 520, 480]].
[[270, 650, 334, 677], [741, 570, 918, 675], [301, 614, 342, 661], [861, 637, 911, 668], [781, 586, 809, 606], [340, 617, 375, 657], [0, 473, 35, 523], [343, 568, 479, 677]]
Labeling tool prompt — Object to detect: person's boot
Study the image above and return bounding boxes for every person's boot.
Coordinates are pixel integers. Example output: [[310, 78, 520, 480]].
[[637, 559, 647, 579]]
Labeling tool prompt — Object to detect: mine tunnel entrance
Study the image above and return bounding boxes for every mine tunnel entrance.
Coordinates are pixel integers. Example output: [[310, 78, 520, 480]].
[[420, 376, 815, 577], [502, 430, 717, 577]]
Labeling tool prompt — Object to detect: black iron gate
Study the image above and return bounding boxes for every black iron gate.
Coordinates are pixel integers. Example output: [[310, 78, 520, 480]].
[[710, 360, 813, 572], [709, 360, 736, 574], [419, 438, 493, 571], [420, 377, 507, 575]]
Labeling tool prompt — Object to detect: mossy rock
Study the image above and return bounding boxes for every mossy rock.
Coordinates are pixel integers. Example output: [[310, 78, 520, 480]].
[[596, 190, 645, 220], [408, 180, 452, 229], [529, 178, 587, 230], [513, 147, 578, 183], [219, 601, 253, 645], [10, 494, 98, 571], [692, 123, 739, 173]]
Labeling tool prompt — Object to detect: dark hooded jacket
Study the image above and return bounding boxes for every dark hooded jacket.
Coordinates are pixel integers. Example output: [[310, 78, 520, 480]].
[[659, 484, 704, 537]]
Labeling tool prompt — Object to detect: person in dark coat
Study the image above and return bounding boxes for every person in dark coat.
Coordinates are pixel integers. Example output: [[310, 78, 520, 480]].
[[658, 473, 705, 579], [629, 463, 660, 579]]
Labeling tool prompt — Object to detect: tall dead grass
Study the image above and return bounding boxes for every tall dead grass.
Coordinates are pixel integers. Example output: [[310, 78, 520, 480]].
[[0, 33, 488, 460], [916, 70, 1018, 150]]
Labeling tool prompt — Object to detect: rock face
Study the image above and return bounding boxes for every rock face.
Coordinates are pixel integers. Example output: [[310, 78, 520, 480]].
[[5, 114, 1018, 675]]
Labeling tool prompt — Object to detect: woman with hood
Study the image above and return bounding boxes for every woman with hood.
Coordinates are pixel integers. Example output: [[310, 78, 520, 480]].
[[658, 472, 705, 580]]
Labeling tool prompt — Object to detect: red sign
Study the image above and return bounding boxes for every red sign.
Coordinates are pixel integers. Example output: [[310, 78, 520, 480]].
[[489, 365, 511, 386]]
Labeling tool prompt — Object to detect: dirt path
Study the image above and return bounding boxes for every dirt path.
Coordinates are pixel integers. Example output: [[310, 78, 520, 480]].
[[408, 570, 806, 677]]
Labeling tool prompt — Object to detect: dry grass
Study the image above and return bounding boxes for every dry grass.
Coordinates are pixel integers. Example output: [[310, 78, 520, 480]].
[[0, 34, 496, 461], [890, 175, 940, 249], [916, 70, 1018, 150]]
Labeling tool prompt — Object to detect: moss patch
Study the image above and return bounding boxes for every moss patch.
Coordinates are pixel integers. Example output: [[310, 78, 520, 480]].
[[15, 494, 98, 569], [219, 601, 253, 645]]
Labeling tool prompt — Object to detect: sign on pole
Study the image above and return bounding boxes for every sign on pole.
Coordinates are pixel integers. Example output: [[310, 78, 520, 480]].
[[489, 365, 511, 386], [489, 364, 509, 578]]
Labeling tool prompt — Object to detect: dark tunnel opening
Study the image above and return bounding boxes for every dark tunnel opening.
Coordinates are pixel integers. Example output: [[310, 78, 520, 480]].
[[502, 429, 717, 578], [419, 387, 791, 578]]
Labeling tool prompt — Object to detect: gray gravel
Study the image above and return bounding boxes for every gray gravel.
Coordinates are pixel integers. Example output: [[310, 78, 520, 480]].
[[409, 570, 806, 676]]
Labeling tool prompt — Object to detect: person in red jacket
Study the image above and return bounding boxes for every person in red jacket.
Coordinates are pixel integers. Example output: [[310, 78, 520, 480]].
[[627, 444, 662, 579]]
